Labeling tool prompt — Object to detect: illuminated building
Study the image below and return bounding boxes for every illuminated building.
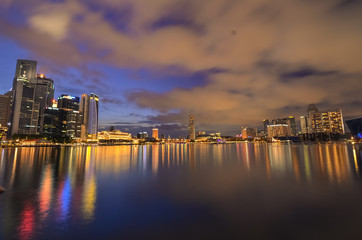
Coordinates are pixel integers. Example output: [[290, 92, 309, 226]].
[[197, 131, 206, 136], [271, 116, 297, 136], [52, 100, 58, 108], [308, 105, 344, 134], [300, 104, 345, 141], [80, 94, 89, 140], [34, 74, 54, 134], [267, 124, 290, 138], [195, 133, 221, 142], [152, 128, 159, 139], [43, 107, 82, 139], [300, 116, 308, 134], [0, 94, 10, 129], [241, 127, 257, 139], [79, 93, 99, 140], [137, 132, 148, 139], [9, 60, 55, 136], [98, 130, 132, 143], [346, 118, 362, 138], [188, 114, 195, 141], [89, 93, 99, 137], [263, 119, 269, 134], [0, 126, 7, 140], [57, 95, 79, 111], [10, 71, 40, 135]]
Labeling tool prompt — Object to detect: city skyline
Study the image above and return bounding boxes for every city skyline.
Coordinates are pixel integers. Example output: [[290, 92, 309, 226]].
[[0, 1, 362, 136]]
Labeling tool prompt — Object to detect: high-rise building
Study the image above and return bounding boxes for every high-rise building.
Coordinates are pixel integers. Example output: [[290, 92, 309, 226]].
[[300, 116, 308, 134], [137, 132, 148, 139], [271, 116, 297, 136], [306, 104, 344, 134], [188, 114, 195, 141], [89, 93, 99, 137], [10, 72, 40, 135], [33, 74, 54, 134], [79, 94, 89, 140], [10, 60, 54, 136], [267, 124, 291, 138], [43, 107, 82, 139], [79, 93, 98, 140], [241, 127, 257, 139], [0, 94, 10, 129], [152, 128, 159, 139], [263, 119, 269, 133], [58, 95, 79, 111]]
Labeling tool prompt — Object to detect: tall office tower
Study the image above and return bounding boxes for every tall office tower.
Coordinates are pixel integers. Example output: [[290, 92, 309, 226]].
[[89, 93, 99, 137], [188, 114, 195, 141], [34, 74, 54, 134], [58, 95, 80, 110], [152, 128, 159, 139], [43, 107, 82, 139], [263, 119, 269, 133], [79, 93, 98, 140], [300, 116, 308, 134], [79, 94, 90, 140], [10, 71, 40, 135], [306, 104, 318, 133], [0, 94, 10, 128]]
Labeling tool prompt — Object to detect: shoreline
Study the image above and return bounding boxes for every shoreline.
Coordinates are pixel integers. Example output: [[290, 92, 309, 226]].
[[0, 140, 358, 148]]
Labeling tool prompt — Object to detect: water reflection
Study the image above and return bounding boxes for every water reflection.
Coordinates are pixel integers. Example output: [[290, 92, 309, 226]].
[[0, 143, 362, 239]]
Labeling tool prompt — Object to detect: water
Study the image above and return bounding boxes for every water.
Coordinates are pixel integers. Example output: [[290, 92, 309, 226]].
[[1, 143, 362, 239]]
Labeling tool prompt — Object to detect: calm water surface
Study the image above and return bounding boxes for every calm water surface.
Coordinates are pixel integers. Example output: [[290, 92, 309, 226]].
[[1, 143, 362, 239]]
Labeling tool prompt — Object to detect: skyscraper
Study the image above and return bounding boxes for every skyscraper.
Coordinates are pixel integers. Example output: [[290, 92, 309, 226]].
[[79, 93, 99, 140], [79, 94, 90, 140], [301, 104, 345, 141], [263, 119, 269, 133], [0, 94, 10, 128], [241, 127, 257, 139], [267, 124, 290, 138], [270, 116, 297, 136], [188, 114, 195, 141], [43, 107, 82, 140], [89, 93, 99, 137], [300, 116, 308, 134], [10, 68, 40, 135], [33, 74, 54, 134], [152, 128, 159, 139], [305, 104, 344, 135]]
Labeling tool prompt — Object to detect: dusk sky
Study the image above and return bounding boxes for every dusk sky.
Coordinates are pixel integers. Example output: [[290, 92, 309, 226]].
[[0, 0, 361, 136]]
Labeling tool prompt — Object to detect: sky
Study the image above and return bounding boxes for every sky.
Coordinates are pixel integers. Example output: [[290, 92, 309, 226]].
[[0, 0, 361, 137]]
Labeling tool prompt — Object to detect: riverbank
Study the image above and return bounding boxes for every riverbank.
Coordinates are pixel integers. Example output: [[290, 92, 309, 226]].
[[0, 140, 358, 148]]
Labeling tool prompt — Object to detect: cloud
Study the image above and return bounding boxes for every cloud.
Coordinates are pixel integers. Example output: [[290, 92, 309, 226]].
[[127, 68, 362, 127], [1, 0, 362, 132], [101, 97, 123, 105]]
